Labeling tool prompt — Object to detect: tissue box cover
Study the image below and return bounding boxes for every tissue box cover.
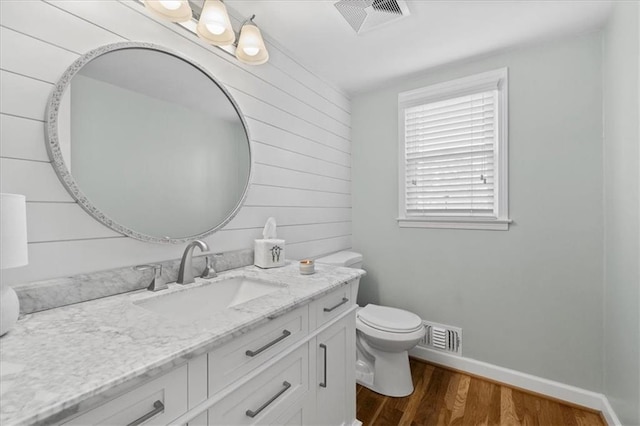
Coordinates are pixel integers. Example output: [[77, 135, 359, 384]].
[[254, 239, 285, 268]]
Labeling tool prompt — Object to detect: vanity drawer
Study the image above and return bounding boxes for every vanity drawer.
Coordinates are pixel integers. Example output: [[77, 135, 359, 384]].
[[63, 364, 188, 425], [208, 344, 309, 425], [313, 283, 353, 329], [208, 305, 308, 393]]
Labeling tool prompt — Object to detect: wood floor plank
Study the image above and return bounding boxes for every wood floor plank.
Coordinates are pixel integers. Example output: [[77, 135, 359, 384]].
[[397, 362, 433, 426], [559, 404, 580, 426], [357, 386, 386, 425], [357, 359, 606, 426], [500, 387, 522, 426], [413, 367, 453, 425], [448, 374, 470, 426], [487, 381, 502, 425]]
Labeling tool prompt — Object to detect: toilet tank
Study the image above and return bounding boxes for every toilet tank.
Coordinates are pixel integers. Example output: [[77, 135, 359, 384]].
[[315, 251, 363, 269]]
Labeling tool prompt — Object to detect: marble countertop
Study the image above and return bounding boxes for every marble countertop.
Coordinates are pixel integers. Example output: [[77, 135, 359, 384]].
[[0, 262, 365, 426]]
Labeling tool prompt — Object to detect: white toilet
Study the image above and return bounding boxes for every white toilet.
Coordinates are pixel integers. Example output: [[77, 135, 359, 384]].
[[315, 251, 424, 397]]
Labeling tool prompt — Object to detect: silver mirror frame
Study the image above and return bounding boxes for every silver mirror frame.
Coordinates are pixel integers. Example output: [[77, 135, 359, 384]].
[[44, 41, 253, 244]]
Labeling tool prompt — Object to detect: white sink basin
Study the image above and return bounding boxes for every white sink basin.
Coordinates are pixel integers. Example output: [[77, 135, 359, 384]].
[[135, 276, 283, 321]]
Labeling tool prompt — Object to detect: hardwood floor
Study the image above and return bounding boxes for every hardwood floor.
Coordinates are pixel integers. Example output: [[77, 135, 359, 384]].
[[356, 359, 606, 426]]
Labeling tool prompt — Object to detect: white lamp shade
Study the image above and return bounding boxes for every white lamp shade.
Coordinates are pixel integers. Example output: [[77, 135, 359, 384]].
[[236, 23, 269, 65], [144, 0, 192, 22], [196, 0, 235, 46], [0, 193, 28, 269]]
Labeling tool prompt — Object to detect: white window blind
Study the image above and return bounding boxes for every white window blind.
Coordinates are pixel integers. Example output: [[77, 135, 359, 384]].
[[404, 90, 497, 216], [397, 68, 509, 230]]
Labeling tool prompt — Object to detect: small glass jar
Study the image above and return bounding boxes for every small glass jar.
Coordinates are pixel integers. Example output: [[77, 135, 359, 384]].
[[299, 259, 315, 275]]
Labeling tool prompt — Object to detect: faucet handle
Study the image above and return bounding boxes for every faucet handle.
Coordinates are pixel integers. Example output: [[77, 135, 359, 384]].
[[201, 256, 218, 279], [134, 264, 167, 292]]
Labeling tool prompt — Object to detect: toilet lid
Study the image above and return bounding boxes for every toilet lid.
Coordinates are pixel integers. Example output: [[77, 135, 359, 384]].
[[358, 304, 423, 333]]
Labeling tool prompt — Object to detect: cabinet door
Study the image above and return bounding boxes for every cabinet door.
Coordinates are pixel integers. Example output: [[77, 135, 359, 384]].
[[315, 312, 356, 426]]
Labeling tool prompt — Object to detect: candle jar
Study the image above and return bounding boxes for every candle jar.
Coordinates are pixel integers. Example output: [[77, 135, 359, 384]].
[[299, 259, 315, 275]]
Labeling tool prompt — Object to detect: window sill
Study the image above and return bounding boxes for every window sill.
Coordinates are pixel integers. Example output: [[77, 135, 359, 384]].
[[397, 217, 512, 231]]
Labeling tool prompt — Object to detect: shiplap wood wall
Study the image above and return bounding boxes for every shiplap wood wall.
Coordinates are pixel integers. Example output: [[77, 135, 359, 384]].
[[0, 0, 352, 285]]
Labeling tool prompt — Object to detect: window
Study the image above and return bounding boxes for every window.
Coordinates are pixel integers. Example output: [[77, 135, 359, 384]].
[[397, 68, 510, 230]]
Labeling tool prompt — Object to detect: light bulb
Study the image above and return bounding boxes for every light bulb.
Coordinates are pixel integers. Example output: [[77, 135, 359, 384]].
[[144, 0, 191, 22], [159, 0, 182, 10], [242, 46, 260, 56], [196, 0, 235, 45], [205, 22, 226, 35], [236, 22, 269, 65]]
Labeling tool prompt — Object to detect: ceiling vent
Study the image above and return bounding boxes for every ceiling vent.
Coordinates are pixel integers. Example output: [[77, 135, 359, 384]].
[[334, 0, 411, 34]]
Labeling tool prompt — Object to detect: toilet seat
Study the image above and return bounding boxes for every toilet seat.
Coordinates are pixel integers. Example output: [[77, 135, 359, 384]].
[[357, 304, 423, 333]]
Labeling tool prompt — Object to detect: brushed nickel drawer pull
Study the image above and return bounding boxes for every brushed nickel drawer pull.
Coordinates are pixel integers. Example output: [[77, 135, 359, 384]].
[[126, 400, 164, 426], [323, 297, 349, 312], [245, 330, 291, 357], [245, 381, 291, 418], [319, 343, 328, 388]]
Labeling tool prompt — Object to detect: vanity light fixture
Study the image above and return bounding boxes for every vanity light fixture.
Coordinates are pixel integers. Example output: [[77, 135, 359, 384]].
[[235, 15, 269, 65], [143, 0, 193, 23], [196, 0, 235, 46], [141, 0, 269, 65]]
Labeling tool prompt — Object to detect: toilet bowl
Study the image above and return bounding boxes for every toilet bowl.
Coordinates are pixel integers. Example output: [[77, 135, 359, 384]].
[[315, 251, 425, 397], [355, 304, 424, 396]]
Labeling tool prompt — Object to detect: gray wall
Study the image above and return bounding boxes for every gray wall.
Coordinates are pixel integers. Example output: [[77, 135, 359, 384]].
[[603, 2, 640, 425], [352, 33, 604, 391]]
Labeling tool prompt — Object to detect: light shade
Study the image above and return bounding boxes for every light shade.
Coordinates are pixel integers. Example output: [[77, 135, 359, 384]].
[[0, 193, 28, 269], [144, 0, 192, 22], [236, 23, 269, 65], [196, 0, 235, 46]]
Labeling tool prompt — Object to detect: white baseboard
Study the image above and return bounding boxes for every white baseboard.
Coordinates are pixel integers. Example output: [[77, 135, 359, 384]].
[[409, 346, 621, 426]]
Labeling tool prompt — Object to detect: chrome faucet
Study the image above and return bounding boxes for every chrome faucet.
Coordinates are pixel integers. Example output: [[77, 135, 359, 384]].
[[177, 240, 210, 285]]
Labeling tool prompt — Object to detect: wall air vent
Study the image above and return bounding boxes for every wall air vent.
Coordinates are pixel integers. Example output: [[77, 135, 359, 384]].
[[419, 321, 462, 356], [334, 0, 411, 34]]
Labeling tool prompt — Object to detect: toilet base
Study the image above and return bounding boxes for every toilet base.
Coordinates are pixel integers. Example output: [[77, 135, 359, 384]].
[[356, 350, 414, 397]]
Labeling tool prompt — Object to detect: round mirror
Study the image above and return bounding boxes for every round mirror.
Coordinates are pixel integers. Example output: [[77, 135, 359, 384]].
[[45, 42, 251, 243]]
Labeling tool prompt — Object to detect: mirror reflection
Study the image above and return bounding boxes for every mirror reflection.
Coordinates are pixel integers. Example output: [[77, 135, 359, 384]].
[[50, 44, 251, 242]]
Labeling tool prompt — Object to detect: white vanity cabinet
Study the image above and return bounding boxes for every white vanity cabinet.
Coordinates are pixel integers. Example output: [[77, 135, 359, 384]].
[[200, 280, 358, 426], [57, 279, 359, 426], [312, 313, 357, 426]]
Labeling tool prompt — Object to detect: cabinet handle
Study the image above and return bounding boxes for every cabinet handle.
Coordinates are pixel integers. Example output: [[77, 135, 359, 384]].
[[126, 400, 164, 426], [245, 330, 291, 357], [245, 381, 291, 418], [319, 343, 327, 388], [323, 297, 349, 312]]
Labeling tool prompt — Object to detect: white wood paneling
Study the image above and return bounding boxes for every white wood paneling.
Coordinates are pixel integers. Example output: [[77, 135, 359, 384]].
[[231, 89, 350, 153], [0, 71, 52, 120], [287, 236, 353, 261], [26, 203, 121, 242], [252, 143, 351, 181], [0, 115, 49, 161], [227, 207, 351, 230], [252, 164, 351, 195], [277, 222, 351, 244], [0, 0, 123, 52], [1, 0, 352, 285], [0, 26, 79, 84], [245, 185, 351, 208], [248, 119, 350, 167], [253, 28, 351, 114], [0, 158, 73, 202]]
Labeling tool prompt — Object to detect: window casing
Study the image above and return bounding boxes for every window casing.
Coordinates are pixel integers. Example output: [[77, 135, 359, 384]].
[[397, 68, 510, 230]]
